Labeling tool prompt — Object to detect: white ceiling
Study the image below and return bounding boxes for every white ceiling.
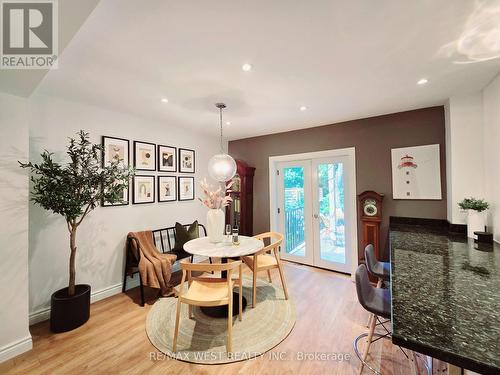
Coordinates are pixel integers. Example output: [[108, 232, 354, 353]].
[[34, 0, 500, 140]]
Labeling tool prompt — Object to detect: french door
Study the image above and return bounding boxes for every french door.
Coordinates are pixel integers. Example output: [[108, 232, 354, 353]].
[[275, 154, 354, 274]]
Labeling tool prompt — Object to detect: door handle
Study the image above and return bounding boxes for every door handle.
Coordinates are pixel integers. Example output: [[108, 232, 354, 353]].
[[313, 214, 319, 219]]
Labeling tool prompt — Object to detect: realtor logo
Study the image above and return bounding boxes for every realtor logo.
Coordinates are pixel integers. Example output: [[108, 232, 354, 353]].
[[1, 0, 58, 69]]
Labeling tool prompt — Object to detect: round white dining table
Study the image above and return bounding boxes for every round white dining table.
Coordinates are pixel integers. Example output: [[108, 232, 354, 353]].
[[183, 235, 264, 318], [183, 235, 264, 258]]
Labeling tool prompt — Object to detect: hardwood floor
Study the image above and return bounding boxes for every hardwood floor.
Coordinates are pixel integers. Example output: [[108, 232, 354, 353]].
[[1, 262, 417, 375]]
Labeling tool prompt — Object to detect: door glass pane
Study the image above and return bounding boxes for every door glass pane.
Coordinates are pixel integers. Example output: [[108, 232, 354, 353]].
[[317, 162, 345, 263], [283, 166, 305, 257]]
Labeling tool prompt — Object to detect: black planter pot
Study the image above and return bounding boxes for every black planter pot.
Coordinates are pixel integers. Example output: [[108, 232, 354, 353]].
[[50, 284, 91, 333]]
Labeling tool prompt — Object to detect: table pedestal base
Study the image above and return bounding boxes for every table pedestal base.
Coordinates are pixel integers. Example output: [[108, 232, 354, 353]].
[[200, 293, 247, 318]]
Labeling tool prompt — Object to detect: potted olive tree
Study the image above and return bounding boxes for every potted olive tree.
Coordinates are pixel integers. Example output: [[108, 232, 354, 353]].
[[20, 131, 134, 332], [458, 197, 489, 239]]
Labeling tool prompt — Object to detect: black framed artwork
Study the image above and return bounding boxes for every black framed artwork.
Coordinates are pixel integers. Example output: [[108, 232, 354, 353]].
[[133, 175, 155, 204], [178, 148, 195, 173], [102, 182, 129, 207], [158, 145, 177, 172], [101, 136, 130, 206], [158, 176, 177, 202], [102, 136, 130, 167], [178, 176, 195, 201], [134, 141, 156, 171]]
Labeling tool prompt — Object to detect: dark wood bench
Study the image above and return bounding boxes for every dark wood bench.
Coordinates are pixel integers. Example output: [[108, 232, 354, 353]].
[[123, 223, 207, 306]]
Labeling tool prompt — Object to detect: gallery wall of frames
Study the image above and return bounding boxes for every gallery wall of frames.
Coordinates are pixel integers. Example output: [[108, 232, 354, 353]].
[[102, 136, 196, 206]]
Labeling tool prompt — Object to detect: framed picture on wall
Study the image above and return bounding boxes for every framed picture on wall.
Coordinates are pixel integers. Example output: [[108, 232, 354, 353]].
[[102, 182, 129, 207], [102, 136, 129, 167], [158, 176, 177, 202], [133, 175, 155, 204], [102, 136, 130, 206], [179, 148, 195, 173], [178, 176, 195, 201], [134, 141, 156, 171], [158, 145, 177, 172], [391, 144, 442, 200]]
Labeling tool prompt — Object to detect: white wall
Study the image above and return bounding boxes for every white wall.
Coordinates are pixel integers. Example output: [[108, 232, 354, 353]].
[[445, 93, 485, 224], [483, 73, 500, 243], [445, 74, 500, 242], [28, 94, 222, 322], [0, 93, 32, 361]]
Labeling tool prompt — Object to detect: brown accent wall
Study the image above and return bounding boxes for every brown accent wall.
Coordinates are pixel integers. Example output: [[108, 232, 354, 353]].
[[228, 106, 447, 261]]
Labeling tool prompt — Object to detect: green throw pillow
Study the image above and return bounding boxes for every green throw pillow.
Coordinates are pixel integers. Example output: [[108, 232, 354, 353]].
[[172, 221, 199, 252]]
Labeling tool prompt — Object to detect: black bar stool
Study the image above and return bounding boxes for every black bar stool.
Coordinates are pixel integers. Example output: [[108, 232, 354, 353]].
[[364, 244, 390, 328], [365, 244, 390, 288], [354, 264, 426, 375]]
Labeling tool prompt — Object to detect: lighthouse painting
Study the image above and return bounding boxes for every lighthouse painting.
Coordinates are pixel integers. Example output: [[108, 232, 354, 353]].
[[391, 144, 442, 200]]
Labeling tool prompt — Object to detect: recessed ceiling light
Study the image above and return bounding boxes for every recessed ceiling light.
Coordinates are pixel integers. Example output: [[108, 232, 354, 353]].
[[299, 105, 308, 111], [242, 63, 252, 72], [417, 78, 428, 85], [161, 98, 168, 103], [226, 121, 231, 126]]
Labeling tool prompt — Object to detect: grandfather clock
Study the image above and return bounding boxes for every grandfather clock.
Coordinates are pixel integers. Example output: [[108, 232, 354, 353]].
[[225, 160, 255, 236], [358, 191, 384, 260]]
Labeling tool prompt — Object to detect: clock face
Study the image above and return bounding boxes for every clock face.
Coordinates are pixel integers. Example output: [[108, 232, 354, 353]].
[[364, 199, 378, 216]]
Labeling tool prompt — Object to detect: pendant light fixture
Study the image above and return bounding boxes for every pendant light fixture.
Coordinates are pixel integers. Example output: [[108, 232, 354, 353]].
[[207, 103, 237, 182]]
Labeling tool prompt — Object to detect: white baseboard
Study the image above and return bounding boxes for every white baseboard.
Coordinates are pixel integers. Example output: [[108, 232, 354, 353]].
[[90, 283, 122, 303], [0, 336, 32, 363], [123, 274, 140, 290], [29, 282, 129, 326], [29, 308, 51, 326]]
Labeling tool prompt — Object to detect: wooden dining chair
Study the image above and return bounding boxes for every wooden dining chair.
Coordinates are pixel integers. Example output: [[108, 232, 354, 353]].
[[172, 259, 243, 353], [241, 232, 289, 308]]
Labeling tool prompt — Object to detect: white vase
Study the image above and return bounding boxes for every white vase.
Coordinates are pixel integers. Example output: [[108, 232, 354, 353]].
[[206, 209, 225, 243], [466, 209, 486, 239]]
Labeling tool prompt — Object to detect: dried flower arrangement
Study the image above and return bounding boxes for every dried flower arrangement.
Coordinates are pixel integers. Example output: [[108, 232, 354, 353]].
[[199, 178, 233, 209]]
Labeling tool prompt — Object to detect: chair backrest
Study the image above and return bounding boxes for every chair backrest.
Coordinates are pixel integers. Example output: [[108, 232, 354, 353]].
[[253, 232, 283, 256], [180, 259, 242, 273], [152, 224, 207, 257], [178, 260, 242, 300], [355, 264, 375, 313], [364, 244, 378, 276]]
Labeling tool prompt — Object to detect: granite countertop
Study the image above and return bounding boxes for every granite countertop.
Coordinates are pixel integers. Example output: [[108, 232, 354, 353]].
[[390, 224, 500, 374]]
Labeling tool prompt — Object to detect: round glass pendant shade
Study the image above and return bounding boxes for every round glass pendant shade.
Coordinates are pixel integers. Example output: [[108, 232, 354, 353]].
[[208, 153, 237, 182]]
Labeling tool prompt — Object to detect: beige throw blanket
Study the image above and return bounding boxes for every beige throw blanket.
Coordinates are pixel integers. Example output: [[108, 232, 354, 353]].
[[127, 231, 177, 296]]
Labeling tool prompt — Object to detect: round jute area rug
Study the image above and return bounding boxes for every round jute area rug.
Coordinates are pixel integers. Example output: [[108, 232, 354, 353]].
[[146, 276, 296, 364]]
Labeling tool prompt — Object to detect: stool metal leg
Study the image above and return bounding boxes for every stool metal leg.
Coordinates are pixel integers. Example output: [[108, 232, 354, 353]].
[[354, 332, 387, 375], [354, 315, 427, 375]]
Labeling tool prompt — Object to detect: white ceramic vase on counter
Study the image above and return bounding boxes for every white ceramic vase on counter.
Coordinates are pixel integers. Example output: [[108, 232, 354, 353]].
[[206, 209, 225, 243], [466, 209, 487, 239]]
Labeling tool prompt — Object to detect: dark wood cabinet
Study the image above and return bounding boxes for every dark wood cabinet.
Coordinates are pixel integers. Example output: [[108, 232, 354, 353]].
[[226, 160, 255, 236]]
